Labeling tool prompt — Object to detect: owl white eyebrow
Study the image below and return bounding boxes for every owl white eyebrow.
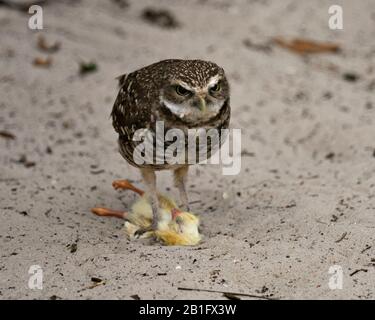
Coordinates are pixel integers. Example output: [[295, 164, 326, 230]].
[[207, 75, 221, 88], [174, 81, 192, 90]]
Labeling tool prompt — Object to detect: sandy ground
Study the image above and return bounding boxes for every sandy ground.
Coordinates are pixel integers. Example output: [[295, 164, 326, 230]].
[[1, 0, 375, 300]]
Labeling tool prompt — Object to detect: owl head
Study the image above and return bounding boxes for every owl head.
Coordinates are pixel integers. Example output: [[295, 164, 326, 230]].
[[158, 60, 230, 125]]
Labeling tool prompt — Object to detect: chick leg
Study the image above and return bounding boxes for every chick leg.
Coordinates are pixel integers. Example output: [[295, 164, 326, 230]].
[[174, 165, 190, 211], [112, 180, 144, 195], [91, 207, 127, 219], [136, 167, 159, 234]]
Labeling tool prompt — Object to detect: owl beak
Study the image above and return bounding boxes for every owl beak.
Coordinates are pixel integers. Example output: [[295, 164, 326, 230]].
[[197, 96, 207, 113]]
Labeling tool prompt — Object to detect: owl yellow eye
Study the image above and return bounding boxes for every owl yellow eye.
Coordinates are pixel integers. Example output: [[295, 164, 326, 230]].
[[209, 82, 221, 93], [175, 85, 191, 96]]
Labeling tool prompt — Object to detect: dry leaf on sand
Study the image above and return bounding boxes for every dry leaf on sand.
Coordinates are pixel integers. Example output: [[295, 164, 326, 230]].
[[273, 37, 340, 54]]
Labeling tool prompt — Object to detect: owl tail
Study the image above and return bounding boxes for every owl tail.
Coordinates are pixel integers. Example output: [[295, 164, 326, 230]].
[[115, 74, 127, 88]]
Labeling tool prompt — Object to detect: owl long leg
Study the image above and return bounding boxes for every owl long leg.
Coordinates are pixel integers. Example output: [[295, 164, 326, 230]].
[[174, 165, 190, 211], [91, 207, 127, 219], [138, 167, 160, 232], [112, 180, 144, 196]]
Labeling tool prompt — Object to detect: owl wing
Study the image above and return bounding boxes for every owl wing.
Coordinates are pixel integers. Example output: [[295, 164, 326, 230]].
[[111, 72, 152, 141]]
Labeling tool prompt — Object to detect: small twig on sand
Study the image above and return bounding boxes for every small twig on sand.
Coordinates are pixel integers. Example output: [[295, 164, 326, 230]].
[[349, 269, 368, 277], [223, 292, 241, 300], [177, 287, 277, 300], [360, 245, 372, 254], [189, 200, 202, 205], [335, 232, 348, 243], [0, 130, 16, 140]]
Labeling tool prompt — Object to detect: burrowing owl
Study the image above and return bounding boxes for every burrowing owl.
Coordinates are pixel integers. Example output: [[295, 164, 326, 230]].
[[111, 59, 230, 232]]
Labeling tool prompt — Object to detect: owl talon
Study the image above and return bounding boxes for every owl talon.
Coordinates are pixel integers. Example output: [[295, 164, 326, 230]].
[[134, 226, 154, 238], [178, 203, 190, 212]]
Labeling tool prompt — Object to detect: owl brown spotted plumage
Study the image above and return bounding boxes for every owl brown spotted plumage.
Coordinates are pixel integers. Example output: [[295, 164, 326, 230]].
[[111, 59, 231, 232]]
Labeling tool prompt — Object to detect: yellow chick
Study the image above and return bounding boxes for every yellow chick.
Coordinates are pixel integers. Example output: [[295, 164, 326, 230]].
[[91, 180, 201, 246]]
